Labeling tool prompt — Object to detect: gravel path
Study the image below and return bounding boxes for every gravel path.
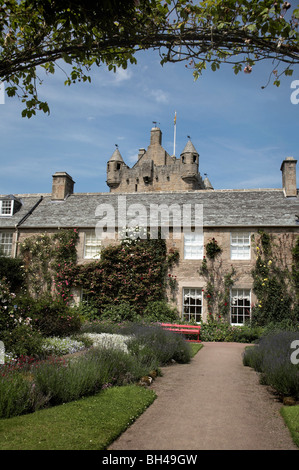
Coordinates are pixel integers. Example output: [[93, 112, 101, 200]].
[[109, 342, 298, 450]]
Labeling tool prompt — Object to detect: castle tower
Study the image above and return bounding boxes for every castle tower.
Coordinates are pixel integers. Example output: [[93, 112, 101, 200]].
[[106, 146, 126, 189], [106, 127, 212, 193], [180, 139, 199, 183]]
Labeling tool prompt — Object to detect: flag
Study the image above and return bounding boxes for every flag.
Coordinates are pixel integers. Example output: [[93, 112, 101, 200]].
[[174, 111, 177, 125]]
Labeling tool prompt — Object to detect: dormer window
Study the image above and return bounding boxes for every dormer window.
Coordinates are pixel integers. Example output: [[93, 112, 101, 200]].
[[0, 199, 13, 216], [0, 196, 22, 217]]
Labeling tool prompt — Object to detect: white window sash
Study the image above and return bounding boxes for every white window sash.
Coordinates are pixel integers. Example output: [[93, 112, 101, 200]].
[[184, 232, 204, 260], [84, 232, 101, 259], [0, 232, 13, 256], [182, 288, 202, 323], [0, 200, 13, 216], [230, 232, 251, 260], [230, 289, 251, 325]]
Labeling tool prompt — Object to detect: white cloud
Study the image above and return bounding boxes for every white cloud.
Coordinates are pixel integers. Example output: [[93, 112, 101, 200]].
[[113, 68, 133, 83], [149, 89, 168, 103]]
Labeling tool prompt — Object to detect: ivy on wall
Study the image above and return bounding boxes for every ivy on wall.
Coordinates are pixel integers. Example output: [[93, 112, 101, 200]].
[[19, 228, 79, 303], [72, 232, 179, 315], [251, 231, 299, 326], [19, 228, 179, 315], [199, 238, 236, 322]]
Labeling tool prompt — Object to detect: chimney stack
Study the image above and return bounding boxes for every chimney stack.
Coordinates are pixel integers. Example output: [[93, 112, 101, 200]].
[[51, 172, 75, 200], [280, 157, 297, 197], [150, 126, 162, 146]]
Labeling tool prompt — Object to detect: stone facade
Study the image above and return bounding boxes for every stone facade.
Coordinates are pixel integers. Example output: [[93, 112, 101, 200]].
[[1, 126, 298, 324], [107, 127, 213, 193]]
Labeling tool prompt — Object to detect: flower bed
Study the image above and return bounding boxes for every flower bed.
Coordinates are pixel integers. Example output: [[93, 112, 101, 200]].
[[82, 333, 131, 353], [0, 324, 192, 419]]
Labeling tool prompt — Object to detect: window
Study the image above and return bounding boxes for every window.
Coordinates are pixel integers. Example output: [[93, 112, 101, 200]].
[[81, 289, 92, 304], [0, 200, 13, 216], [0, 232, 13, 256], [183, 288, 202, 323], [231, 232, 251, 260], [84, 232, 101, 259], [230, 289, 251, 325], [184, 232, 203, 259]]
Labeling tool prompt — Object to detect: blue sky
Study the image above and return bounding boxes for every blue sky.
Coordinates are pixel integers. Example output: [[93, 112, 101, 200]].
[[0, 49, 298, 195]]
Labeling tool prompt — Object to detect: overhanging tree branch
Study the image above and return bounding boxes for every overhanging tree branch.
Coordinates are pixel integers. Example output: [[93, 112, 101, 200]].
[[1, 0, 299, 117]]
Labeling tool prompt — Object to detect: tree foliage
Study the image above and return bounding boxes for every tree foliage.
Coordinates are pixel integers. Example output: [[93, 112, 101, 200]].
[[1, 0, 299, 116]]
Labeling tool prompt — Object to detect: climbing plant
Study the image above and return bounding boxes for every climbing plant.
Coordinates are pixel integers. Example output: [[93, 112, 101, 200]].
[[251, 231, 299, 326], [19, 228, 79, 303], [72, 229, 179, 316], [199, 237, 236, 322]]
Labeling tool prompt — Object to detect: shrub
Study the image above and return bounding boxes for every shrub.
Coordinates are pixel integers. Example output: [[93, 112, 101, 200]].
[[33, 355, 103, 406], [100, 302, 139, 323], [32, 343, 156, 407], [143, 300, 179, 323], [72, 236, 172, 315], [15, 295, 82, 337], [0, 277, 17, 331], [1, 325, 44, 358], [123, 323, 192, 365], [0, 256, 25, 293], [0, 370, 35, 418], [200, 321, 261, 343], [41, 336, 87, 356], [72, 300, 100, 321], [0, 324, 192, 419], [243, 331, 299, 399]]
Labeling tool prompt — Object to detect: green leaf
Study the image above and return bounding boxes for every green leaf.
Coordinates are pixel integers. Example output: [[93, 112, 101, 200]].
[[62, 54, 73, 65]]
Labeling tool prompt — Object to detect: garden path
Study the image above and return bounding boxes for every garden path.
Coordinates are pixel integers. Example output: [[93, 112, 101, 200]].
[[109, 342, 298, 450]]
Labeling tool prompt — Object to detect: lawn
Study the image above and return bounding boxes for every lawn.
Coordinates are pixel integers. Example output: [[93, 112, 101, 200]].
[[0, 342, 202, 450], [280, 406, 299, 448], [0, 385, 156, 450]]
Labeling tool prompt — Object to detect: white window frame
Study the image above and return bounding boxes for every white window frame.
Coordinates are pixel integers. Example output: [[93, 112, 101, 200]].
[[0, 232, 13, 256], [0, 200, 13, 217], [182, 288, 202, 323], [230, 232, 251, 260], [230, 288, 251, 325], [84, 231, 101, 259], [184, 231, 204, 260]]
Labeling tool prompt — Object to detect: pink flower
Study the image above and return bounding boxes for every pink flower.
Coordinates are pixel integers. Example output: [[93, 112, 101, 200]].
[[244, 65, 252, 74]]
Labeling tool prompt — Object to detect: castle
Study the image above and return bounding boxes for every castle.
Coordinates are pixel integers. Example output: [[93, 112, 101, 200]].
[[107, 126, 213, 193], [0, 126, 298, 324]]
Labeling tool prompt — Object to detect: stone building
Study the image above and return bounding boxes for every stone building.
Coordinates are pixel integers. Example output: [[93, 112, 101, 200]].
[[107, 126, 213, 192], [0, 126, 298, 324]]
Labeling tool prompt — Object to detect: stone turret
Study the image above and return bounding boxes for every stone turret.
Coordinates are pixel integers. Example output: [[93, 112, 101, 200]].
[[180, 140, 199, 183], [106, 147, 126, 189], [106, 127, 212, 193]]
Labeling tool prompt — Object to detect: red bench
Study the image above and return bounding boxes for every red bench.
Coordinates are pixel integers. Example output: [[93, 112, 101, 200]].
[[160, 323, 201, 343]]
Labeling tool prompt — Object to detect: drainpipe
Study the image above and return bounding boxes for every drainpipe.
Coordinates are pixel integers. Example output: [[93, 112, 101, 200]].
[[14, 196, 43, 257]]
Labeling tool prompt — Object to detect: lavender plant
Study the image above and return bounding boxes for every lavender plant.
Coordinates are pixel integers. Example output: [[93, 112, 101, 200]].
[[243, 331, 299, 399]]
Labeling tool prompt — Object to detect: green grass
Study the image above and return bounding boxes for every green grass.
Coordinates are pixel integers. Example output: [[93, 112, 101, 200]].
[[0, 339, 203, 450], [0, 385, 156, 450], [190, 342, 203, 357], [280, 405, 299, 448]]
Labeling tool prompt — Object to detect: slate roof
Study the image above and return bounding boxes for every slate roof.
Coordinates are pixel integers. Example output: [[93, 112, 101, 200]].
[[1, 189, 298, 229], [181, 140, 199, 155], [108, 147, 124, 162]]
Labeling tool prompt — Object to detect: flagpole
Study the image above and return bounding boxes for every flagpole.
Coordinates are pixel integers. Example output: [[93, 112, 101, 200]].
[[173, 111, 177, 156]]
